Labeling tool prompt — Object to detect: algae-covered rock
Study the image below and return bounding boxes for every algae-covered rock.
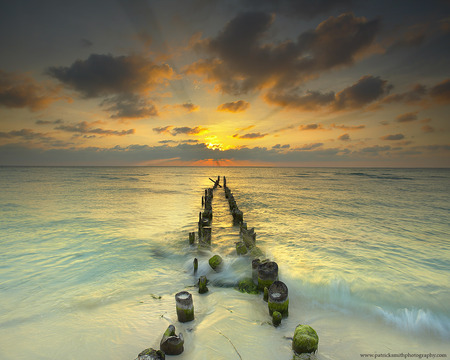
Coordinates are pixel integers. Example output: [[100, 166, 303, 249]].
[[209, 254, 223, 271], [236, 241, 248, 256], [237, 278, 259, 294], [272, 311, 282, 327], [160, 325, 184, 355], [136, 348, 165, 360], [292, 324, 319, 355]]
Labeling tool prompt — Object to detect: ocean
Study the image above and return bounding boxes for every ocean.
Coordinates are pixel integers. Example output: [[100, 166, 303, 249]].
[[0, 167, 449, 360]]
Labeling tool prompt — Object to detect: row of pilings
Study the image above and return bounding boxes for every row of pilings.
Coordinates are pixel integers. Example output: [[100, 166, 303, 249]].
[[135, 176, 318, 360]]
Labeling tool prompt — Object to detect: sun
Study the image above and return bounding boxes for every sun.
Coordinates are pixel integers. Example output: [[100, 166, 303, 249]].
[[204, 135, 228, 151]]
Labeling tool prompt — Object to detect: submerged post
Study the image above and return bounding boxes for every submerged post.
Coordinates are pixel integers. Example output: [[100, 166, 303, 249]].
[[175, 291, 194, 322]]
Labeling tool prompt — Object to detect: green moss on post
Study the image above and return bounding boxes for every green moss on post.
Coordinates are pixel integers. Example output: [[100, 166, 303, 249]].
[[136, 348, 165, 360], [189, 232, 195, 245], [272, 311, 282, 327], [257, 261, 278, 290], [160, 325, 184, 355], [263, 287, 269, 302], [236, 241, 248, 256], [237, 278, 259, 294], [209, 254, 223, 271], [292, 324, 319, 355], [175, 291, 194, 323], [268, 281, 289, 317], [198, 275, 208, 294]]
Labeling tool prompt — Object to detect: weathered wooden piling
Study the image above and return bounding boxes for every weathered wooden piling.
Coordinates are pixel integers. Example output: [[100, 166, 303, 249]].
[[160, 325, 184, 355], [268, 280, 289, 317], [242, 227, 256, 249], [252, 259, 260, 284], [189, 232, 195, 245], [135, 348, 165, 360], [175, 291, 194, 322], [193, 258, 198, 274], [257, 261, 278, 290], [235, 241, 248, 255], [198, 276, 208, 294]]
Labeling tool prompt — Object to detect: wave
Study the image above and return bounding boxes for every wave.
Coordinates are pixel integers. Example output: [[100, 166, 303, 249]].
[[285, 276, 450, 340], [374, 306, 450, 340]]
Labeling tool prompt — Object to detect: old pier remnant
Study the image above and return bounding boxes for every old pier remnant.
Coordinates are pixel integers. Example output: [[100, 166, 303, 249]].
[[160, 325, 184, 355], [268, 280, 289, 317], [257, 261, 279, 291], [175, 291, 194, 322], [198, 275, 208, 294], [135, 348, 165, 360]]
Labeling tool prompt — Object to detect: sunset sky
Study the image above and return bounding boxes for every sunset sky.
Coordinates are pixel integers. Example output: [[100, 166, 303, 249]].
[[1, 0, 449, 166]]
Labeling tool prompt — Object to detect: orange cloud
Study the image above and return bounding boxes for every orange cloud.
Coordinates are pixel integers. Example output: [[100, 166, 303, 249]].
[[0, 70, 66, 111], [217, 100, 250, 113]]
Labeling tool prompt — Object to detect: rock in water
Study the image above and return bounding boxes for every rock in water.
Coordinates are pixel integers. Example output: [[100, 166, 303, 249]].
[[136, 348, 165, 360], [237, 278, 259, 294], [292, 324, 319, 355], [208, 254, 223, 271], [160, 325, 184, 355]]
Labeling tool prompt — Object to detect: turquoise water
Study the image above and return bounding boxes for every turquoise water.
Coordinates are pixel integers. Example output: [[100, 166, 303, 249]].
[[0, 167, 449, 359]]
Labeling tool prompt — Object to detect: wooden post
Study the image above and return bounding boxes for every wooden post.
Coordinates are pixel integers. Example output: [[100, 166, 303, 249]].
[[268, 280, 289, 317], [160, 325, 184, 355], [189, 232, 195, 245], [258, 261, 279, 290], [175, 291, 194, 322], [193, 258, 198, 274], [198, 276, 208, 294]]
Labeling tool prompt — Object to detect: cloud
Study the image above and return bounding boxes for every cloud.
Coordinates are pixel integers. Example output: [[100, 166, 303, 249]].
[[0, 128, 49, 141], [47, 53, 174, 98], [429, 78, 450, 104], [186, 12, 380, 94], [35, 119, 63, 125], [381, 84, 427, 105], [299, 123, 324, 131], [217, 100, 250, 112], [171, 126, 208, 136], [265, 75, 391, 111], [272, 144, 290, 149], [0, 70, 63, 111], [265, 90, 335, 110], [101, 93, 158, 119], [232, 132, 268, 139], [153, 126, 173, 134], [331, 124, 365, 130], [242, 0, 354, 18], [55, 121, 135, 136], [333, 76, 391, 110], [380, 134, 405, 141], [178, 103, 200, 112], [421, 125, 435, 133], [396, 111, 418, 123], [338, 133, 351, 141], [293, 143, 324, 151], [361, 145, 391, 153]]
